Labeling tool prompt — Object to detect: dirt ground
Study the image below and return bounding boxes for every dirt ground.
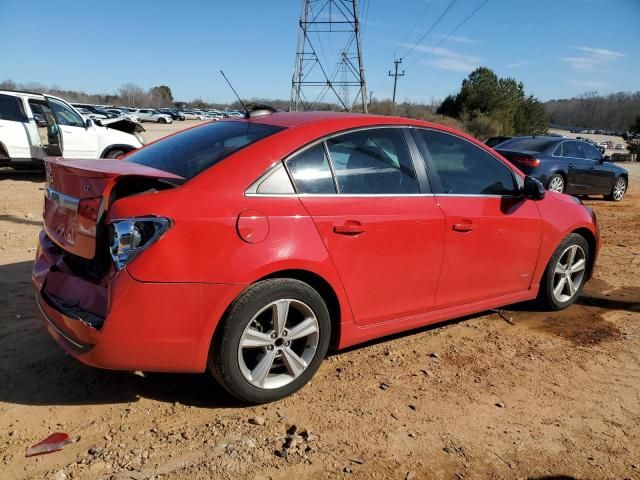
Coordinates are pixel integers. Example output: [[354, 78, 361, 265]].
[[0, 123, 639, 480]]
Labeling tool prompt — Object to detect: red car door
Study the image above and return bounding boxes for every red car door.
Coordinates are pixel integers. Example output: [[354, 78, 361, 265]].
[[412, 128, 543, 308], [286, 128, 446, 326]]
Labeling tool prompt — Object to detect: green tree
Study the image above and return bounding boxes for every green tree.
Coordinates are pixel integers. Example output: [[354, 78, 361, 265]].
[[149, 85, 174, 107], [436, 67, 546, 138], [514, 96, 548, 135]]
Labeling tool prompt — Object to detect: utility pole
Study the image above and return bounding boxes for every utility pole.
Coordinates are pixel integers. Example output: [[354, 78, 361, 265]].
[[388, 58, 405, 105], [290, 0, 368, 112], [368, 90, 373, 110]]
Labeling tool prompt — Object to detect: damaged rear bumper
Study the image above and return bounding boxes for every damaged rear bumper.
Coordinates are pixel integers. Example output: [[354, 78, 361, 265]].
[[32, 231, 244, 373]]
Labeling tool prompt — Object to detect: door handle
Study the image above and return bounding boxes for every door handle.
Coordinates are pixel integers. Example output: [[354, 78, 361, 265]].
[[453, 222, 476, 232], [333, 221, 365, 235], [568, 164, 574, 168]]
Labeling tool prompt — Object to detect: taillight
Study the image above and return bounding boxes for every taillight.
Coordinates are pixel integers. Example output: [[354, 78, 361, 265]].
[[108, 217, 171, 269], [77, 197, 102, 221], [509, 155, 540, 168]]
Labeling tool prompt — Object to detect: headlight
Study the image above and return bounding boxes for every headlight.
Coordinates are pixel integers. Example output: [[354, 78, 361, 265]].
[[108, 217, 171, 269]]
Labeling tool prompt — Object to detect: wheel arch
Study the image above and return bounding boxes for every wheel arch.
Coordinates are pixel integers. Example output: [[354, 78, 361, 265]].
[[256, 269, 342, 349], [100, 144, 135, 158], [0, 140, 9, 159], [571, 227, 597, 279]]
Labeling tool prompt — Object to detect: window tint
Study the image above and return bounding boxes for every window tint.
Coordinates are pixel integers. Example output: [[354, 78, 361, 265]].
[[126, 121, 283, 180], [0, 94, 27, 122], [418, 129, 517, 195], [561, 141, 582, 158], [325, 128, 419, 194], [496, 137, 557, 152], [581, 142, 601, 160], [287, 144, 336, 194], [48, 99, 84, 127]]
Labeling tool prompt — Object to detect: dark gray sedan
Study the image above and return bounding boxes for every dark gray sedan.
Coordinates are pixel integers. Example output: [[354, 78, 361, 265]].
[[495, 136, 628, 201]]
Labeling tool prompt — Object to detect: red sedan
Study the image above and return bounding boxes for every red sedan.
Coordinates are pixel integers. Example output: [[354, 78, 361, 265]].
[[33, 110, 599, 403]]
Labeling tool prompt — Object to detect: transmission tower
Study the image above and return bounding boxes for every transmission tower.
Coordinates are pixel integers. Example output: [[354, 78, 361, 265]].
[[290, 0, 368, 113]]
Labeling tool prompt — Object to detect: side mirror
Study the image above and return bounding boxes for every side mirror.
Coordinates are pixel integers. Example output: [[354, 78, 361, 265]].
[[523, 175, 545, 200], [85, 118, 93, 128]]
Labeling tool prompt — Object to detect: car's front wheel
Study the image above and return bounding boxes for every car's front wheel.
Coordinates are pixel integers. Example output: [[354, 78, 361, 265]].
[[158, 117, 167, 124], [547, 173, 565, 193], [607, 176, 627, 201], [538, 233, 590, 310], [209, 279, 331, 404]]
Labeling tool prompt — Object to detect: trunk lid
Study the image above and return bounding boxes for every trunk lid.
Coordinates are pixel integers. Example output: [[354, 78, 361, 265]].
[[43, 156, 183, 259]]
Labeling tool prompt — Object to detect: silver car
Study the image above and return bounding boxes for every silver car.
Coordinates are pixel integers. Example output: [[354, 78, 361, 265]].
[[133, 109, 173, 124]]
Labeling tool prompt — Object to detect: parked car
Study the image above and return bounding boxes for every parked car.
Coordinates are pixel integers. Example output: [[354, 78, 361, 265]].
[[133, 108, 173, 123], [104, 109, 141, 123], [33, 111, 600, 403], [485, 136, 512, 148], [180, 110, 207, 120], [76, 107, 107, 120], [158, 108, 185, 121], [0, 89, 143, 167], [615, 144, 624, 150], [72, 103, 119, 119], [495, 136, 628, 201]]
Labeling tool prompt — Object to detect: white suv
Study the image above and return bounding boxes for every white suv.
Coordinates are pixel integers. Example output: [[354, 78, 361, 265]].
[[0, 90, 144, 167]]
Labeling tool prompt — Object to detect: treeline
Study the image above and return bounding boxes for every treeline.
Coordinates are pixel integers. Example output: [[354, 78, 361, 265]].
[[3, 76, 638, 140], [545, 91, 640, 131]]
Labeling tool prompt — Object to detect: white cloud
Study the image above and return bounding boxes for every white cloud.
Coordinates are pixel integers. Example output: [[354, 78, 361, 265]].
[[561, 46, 625, 70], [568, 79, 609, 89], [574, 46, 625, 59], [406, 44, 481, 73], [507, 60, 532, 68]]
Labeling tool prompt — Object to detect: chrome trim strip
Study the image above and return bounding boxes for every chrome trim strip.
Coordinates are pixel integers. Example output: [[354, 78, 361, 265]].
[[45, 186, 79, 212], [244, 193, 437, 198]]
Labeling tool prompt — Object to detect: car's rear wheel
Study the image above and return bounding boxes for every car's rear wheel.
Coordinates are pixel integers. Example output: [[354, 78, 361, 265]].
[[547, 174, 565, 193], [607, 176, 626, 201], [103, 148, 126, 159], [209, 279, 331, 404], [538, 233, 590, 311]]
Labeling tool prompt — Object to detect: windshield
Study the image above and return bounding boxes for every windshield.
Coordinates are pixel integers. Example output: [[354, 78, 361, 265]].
[[125, 121, 284, 179], [496, 137, 558, 152]]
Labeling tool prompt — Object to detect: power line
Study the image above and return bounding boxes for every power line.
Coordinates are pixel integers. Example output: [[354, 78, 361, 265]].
[[402, 0, 459, 61], [406, 0, 490, 70], [400, 0, 434, 47]]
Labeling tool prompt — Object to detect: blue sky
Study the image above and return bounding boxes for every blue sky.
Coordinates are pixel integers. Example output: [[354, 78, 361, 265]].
[[1, 0, 638, 104]]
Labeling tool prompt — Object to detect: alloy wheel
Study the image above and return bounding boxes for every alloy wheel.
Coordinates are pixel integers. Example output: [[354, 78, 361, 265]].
[[613, 177, 626, 201], [552, 244, 586, 303], [237, 299, 319, 389], [548, 175, 564, 193]]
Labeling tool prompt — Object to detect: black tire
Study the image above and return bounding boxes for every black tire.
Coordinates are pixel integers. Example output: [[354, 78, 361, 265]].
[[547, 173, 565, 193], [537, 233, 590, 311], [606, 176, 627, 201], [103, 149, 126, 159], [209, 278, 331, 404], [158, 117, 167, 124]]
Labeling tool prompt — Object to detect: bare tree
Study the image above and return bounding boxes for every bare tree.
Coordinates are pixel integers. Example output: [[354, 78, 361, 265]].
[[118, 83, 149, 107]]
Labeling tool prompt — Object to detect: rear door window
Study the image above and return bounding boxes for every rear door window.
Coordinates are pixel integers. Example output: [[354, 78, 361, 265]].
[[125, 121, 284, 180], [325, 128, 420, 194], [416, 129, 517, 195], [561, 141, 582, 159], [0, 94, 27, 122]]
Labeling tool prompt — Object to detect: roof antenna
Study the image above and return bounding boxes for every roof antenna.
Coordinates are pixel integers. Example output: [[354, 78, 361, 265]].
[[220, 70, 249, 117]]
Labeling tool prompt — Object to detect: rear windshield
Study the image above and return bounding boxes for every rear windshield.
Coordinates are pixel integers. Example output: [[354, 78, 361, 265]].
[[496, 137, 558, 152], [125, 121, 284, 179]]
